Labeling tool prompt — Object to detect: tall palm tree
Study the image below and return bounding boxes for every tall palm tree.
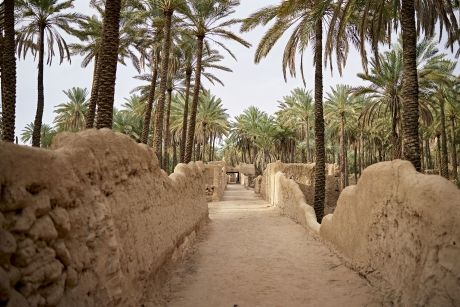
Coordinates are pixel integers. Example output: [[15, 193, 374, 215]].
[[328, 0, 460, 171], [325, 84, 357, 189], [53, 87, 88, 132], [196, 89, 229, 163], [16, 0, 83, 146], [71, 5, 145, 129], [182, 0, 250, 163], [355, 38, 452, 161], [95, 0, 123, 129], [151, 0, 186, 164], [242, 0, 339, 222], [1, 0, 16, 142], [276, 88, 314, 162]]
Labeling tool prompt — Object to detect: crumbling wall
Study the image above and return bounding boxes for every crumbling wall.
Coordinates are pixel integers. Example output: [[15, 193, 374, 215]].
[[256, 162, 319, 232], [0, 129, 208, 307], [258, 162, 339, 214], [320, 160, 460, 305], [204, 162, 226, 202]]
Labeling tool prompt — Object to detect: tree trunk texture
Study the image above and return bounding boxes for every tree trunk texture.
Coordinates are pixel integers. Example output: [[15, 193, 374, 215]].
[[1, 0, 16, 142], [172, 136, 178, 171], [202, 124, 207, 163], [437, 135, 442, 174], [32, 26, 45, 147], [313, 19, 326, 223], [354, 143, 358, 183], [1, 28, 4, 110], [450, 117, 458, 181], [141, 51, 160, 144], [425, 138, 432, 169], [401, 0, 421, 171], [440, 100, 449, 179], [180, 63, 193, 162], [95, 0, 122, 129], [86, 55, 100, 128], [153, 10, 173, 164], [420, 135, 425, 171], [392, 104, 401, 159], [163, 86, 173, 172], [184, 36, 204, 163], [340, 113, 346, 190]]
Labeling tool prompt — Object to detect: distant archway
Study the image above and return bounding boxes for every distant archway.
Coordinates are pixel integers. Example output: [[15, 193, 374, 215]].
[[226, 171, 240, 184]]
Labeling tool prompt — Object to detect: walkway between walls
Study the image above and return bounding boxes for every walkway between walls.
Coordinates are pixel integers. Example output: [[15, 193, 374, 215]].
[[161, 184, 381, 306]]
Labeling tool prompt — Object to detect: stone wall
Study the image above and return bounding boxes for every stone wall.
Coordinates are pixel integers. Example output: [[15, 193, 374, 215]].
[[0, 129, 208, 307], [320, 160, 460, 305]]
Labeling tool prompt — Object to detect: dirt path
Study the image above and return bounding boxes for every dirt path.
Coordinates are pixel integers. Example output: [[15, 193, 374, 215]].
[[163, 184, 380, 307]]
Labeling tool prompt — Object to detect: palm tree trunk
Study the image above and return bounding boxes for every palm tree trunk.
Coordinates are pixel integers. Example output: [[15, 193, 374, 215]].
[[208, 131, 213, 162], [1, 28, 4, 106], [420, 135, 425, 171], [392, 103, 401, 159], [306, 118, 310, 162], [1, 0, 16, 143], [163, 85, 173, 171], [86, 55, 100, 128], [425, 137, 432, 169], [202, 124, 207, 163], [437, 134, 442, 174], [180, 63, 192, 162], [172, 135, 178, 170], [153, 10, 173, 164], [340, 113, 346, 190], [450, 117, 458, 181], [32, 25, 45, 147], [401, 0, 421, 171], [184, 35, 204, 163], [95, 0, 122, 129], [212, 133, 216, 161], [141, 51, 160, 144], [313, 19, 325, 223], [354, 142, 358, 183], [440, 100, 449, 178]]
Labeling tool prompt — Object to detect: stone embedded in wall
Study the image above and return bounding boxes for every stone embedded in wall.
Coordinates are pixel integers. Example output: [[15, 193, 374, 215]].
[[0, 129, 208, 306]]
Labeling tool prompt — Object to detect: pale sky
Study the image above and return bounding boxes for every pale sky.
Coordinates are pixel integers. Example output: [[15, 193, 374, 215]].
[[12, 0, 460, 140]]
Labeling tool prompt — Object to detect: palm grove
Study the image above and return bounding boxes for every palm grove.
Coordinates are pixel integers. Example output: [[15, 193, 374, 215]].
[[0, 0, 459, 222]]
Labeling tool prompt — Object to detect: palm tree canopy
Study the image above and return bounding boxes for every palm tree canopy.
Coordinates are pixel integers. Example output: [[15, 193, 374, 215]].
[[16, 0, 84, 65], [53, 87, 88, 132]]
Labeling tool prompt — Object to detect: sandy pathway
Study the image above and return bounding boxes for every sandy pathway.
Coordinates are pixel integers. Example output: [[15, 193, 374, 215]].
[[163, 184, 380, 307]]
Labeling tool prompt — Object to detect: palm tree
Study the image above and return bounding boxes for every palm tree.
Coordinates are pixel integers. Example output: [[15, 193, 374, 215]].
[[355, 38, 452, 161], [54, 87, 88, 132], [111, 94, 146, 141], [71, 14, 102, 128], [95, 0, 123, 129], [276, 88, 314, 162], [196, 90, 229, 163], [1, 0, 16, 142], [71, 5, 145, 129], [181, 0, 250, 164], [21, 122, 56, 147], [445, 79, 460, 181], [328, 0, 460, 171], [242, 0, 339, 222], [151, 0, 187, 164], [325, 84, 357, 190], [16, 0, 83, 146]]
